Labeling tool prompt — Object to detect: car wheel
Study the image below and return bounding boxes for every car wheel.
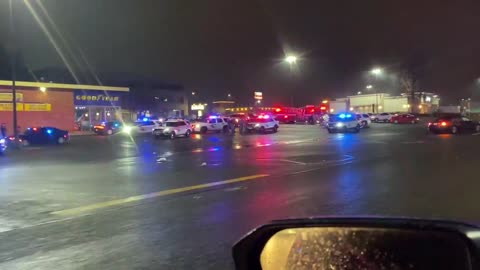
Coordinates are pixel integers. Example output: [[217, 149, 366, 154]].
[[200, 127, 207, 134], [327, 128, 335, 134], [107, 129, 113, 135], [185, 130, 191, 137], [260, 126, 266, 133], [170, 132, 176, 140], [451, 126, 458, 134], [373, 118, 378, 122], [154, 135, 161, 139], [273, 125, 278, 133], [57, 137, 65, 144]]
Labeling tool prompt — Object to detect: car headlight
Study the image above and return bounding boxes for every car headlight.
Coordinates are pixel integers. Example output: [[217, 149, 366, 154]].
[[0, 139, 5, 144], [195, 124, 201, 129], [164, 128, 170, 132], [336, 122, 344, 128], [123, 126, 132, 133], [255, 123, 260, 127]]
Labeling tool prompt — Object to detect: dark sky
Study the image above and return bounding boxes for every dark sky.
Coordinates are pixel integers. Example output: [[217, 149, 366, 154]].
[[1, 0, 480, 105]]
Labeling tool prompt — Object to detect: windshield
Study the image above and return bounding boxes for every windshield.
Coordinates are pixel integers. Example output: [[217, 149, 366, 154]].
[[2, 1, 479, 270]]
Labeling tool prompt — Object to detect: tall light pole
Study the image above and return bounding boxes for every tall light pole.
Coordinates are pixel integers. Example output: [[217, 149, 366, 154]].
[[370, 68, 383, 113], [285, 55, 298, 106], [9, 0, 18, 141]]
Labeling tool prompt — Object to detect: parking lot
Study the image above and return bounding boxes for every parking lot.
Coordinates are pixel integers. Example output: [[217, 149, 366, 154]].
[[1, 121, 480, 269]]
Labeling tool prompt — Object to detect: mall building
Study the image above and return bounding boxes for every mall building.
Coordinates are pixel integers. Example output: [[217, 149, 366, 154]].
[[0, 80, 129, 133]]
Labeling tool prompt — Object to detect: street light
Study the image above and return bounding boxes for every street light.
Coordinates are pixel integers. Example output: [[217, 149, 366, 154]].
[[366, 85, 373, 89], [285, 55, 297, 64], [227, 93, 231, 98], [357, 91, 362, 95], [371, 68, 383, 75], [191, 91, 196, 96]]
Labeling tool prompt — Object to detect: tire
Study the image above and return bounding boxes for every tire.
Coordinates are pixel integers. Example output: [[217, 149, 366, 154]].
[[260, 126, 266, 133], [361, 121, 367, 128], [327, 129, 335, 134], [107, 129, 113, 135], [352, 127, 360, 133], [154, 135, 161, 139], [373, 118, 378, 123], [273, 125, 278, 133], [57, 137, 65, 144], [170, 132, 176, 140], [200, 127, 207, 134], [185, 130, 191, 137], [451, 126, 458, 134]]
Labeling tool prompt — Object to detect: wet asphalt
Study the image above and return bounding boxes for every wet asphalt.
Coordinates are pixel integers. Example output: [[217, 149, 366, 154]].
[[1, 122, 480, 269]]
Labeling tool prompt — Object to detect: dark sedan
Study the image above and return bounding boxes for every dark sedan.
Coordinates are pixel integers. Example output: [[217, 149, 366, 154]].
[[428, 116, 480, 134], [19, 127, 69, 146], [93, 121, 122, 135]]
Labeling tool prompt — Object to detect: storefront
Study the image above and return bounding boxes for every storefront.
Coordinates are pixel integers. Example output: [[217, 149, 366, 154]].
[[0, 80, 129, 133], [74, 90, 126, 130]]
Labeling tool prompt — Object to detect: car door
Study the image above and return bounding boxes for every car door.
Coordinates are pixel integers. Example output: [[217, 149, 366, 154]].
[[178, 121, 187, 134], [460, 117, 475, 130]]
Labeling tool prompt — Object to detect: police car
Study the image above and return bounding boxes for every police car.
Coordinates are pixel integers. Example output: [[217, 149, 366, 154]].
[[246, 114, 279, 133], [123, 118, 162, 134], [152, 120, 191, 139], [326, 113, 361, 133], [192, 116, 229, 133]]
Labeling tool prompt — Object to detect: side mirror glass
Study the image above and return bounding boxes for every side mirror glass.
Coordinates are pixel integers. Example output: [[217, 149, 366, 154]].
[[261, 227, 471, 270]]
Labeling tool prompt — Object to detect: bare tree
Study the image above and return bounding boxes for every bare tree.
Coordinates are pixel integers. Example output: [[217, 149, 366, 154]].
[[399, 51, 428, 114]]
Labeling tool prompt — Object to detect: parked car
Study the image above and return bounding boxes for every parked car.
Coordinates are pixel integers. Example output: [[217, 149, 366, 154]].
[[428, 116, 480, 134], [373, 113, 393, 122], [20, 127, 69, 146], [93, 121, 122, 135], [123, 120, 161, 134], [326, 113, 360, 133], [356, 114, 372, 128], [192, 116, 229, 133], [246, 114, 279, 133], [391, 114, 419, 124]]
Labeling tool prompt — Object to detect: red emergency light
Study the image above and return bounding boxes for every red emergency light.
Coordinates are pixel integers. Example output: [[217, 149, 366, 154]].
[[274, 108, 281, 113]]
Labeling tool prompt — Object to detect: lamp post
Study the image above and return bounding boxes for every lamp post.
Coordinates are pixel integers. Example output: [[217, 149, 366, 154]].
[[370, 68, 383, 113], [9, 0, 18, 141], [285, 55, 298, 106]]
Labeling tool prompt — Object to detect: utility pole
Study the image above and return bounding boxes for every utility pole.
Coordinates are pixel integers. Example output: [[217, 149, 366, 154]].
[[9, 0, 18, 141]]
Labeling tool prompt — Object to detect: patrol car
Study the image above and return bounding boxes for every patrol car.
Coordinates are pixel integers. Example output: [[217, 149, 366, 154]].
[[192, 116, 229, 133], [246, 114, 279, 133], [152, 120, 191, 139], [123, 119, 162, 134], [326, 113, 361, 133]]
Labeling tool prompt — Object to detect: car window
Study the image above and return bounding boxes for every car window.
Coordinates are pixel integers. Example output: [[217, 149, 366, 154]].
[[362, 114, 369, 118], [208, 119, 216, 124], [381, 113, 388, 116]]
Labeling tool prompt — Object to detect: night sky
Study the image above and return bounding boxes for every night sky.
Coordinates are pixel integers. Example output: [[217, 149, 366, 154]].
[[1, 0, 480, 105]]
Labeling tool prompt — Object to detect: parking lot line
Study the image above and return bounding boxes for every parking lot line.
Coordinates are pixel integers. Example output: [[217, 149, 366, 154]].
[[51, 174, 270, 216]]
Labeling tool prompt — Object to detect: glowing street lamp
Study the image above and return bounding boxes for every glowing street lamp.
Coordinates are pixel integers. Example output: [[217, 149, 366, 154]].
[[371, 68, 383, 76], [366, 85, 373, 89], [285, 55, 297, 64]]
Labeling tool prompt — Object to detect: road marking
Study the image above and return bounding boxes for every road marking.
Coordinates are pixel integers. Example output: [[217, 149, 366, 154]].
[[256, 158, 307, 165], [51, 174, 270, 216]]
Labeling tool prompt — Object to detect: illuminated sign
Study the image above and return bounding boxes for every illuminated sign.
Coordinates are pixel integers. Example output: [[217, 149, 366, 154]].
[[191, 104, 205, 110], [0, 92, 23, 102], [74, 90, 122, 106], [425, 96, 432, 102], [0, 103, 51, 111], [254, 91, 263, 100]]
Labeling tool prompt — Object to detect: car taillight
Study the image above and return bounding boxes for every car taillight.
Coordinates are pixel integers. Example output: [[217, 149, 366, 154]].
[[440, 121, 448, 126], [428, 122, 432, 126]]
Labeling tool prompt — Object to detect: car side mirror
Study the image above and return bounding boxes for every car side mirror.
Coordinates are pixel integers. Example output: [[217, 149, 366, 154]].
[[233, 218, 480, 270]]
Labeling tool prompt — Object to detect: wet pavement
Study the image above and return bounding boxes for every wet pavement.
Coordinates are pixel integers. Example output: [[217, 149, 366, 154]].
[[1, 123, 480, 269]]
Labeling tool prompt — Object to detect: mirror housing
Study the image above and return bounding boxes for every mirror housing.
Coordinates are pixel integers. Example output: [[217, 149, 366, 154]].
[[233, 218, 480, 270]]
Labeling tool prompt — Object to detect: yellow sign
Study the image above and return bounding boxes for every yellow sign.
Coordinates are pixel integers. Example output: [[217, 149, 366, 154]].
[[191, 104, 205, 110], [25, 103, 52, 111], [0, 103, 51, 111], [0, 92, 23, 102], [0, 103, 24, 111]]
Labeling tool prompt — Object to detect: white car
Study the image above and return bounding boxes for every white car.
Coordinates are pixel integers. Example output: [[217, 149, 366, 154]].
[[373, 113, 393, 123], [192, 116, 229, 133], [246, 115, 279, 133], [152, 120, 191, 139], [356, 113, 372, 128], [326, 113, 360, 133], [123, 120, 161, 134]]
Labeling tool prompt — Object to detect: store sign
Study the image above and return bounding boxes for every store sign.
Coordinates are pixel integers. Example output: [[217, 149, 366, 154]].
[[0, 92, 23, 102], [0, 103, 51, 111], [191, 104, 205, 110], [74, 90, 122, 106], [254, 91, 263, 100]]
